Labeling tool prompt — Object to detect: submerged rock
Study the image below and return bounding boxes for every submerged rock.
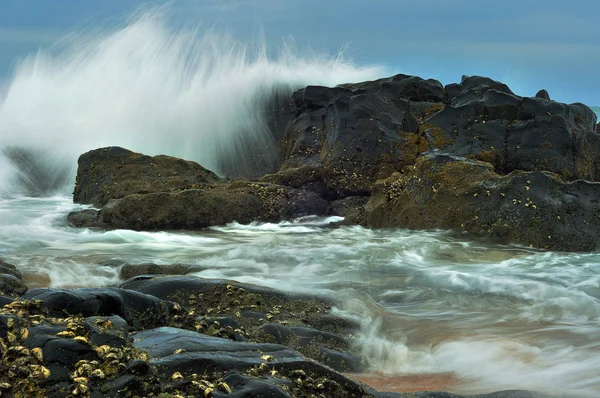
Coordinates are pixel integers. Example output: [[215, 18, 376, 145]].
[[347, 153, 600, 251]]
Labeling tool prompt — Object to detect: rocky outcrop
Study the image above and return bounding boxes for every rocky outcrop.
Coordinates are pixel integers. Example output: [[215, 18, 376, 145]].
[[95, 180, 326, 230], [68, 74, 600, 250], [263, 75, 446, 199], [426, 76, 599, 181], [264, 75, 599, 199], [73, 146, 221, 207], [346, 153, 600, 251], [71, 147, 328, 230]]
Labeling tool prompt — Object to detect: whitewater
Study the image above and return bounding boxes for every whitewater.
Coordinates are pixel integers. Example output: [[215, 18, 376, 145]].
[[1, 12, 600, 398]]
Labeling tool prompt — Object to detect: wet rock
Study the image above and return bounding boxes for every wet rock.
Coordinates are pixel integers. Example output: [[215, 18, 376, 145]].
[[0, 296, 14, 307], [85, 315, 129, 347], [97, 181, 327, 230], [73, 146, 221, 207], [214, 370, 291, 398], [329, 196, 370, 217], [133, 327, 374, 397], [119, 275, 319, 306], [257, 323, 361, 372], [265, 75, 445, 199], [347, 153, 600, 251], [67, 209, 99, 228], [426, 76, 599, 181], [119, 262, 205, 280], [0, 273, 27, 297], [0, 259, 23, 280], [134, 327, 303, 373], [22, 287, 175, 329]]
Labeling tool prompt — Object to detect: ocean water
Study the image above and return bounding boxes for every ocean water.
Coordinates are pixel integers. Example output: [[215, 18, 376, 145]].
[[1, 11, 600, 398]]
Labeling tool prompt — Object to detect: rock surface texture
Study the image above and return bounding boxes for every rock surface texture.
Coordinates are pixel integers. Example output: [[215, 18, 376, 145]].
[[0, 270, 548, 397], [69, 74, 600, 251]]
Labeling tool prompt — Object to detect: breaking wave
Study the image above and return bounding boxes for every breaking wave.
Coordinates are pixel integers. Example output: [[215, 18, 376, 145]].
[[0, 10, 385, 197]]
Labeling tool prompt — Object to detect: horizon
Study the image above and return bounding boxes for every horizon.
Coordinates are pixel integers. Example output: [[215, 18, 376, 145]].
[[0, 1, 599, 107]]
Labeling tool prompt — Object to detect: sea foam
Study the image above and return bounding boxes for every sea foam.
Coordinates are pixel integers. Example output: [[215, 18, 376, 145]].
[[0, 10, 384, 197]]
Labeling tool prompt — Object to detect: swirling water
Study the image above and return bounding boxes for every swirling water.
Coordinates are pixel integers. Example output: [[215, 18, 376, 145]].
[[1, 196, 600, 397]]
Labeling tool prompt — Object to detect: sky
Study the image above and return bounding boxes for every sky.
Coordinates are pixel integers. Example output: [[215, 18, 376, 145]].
[[0, 0, 599, 106]]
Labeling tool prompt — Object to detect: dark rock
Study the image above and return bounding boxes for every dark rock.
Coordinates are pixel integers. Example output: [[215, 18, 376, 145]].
[[24, 324, 68, 343], [22, 287, 174, 329], [122, 359, 151, 376], [97, 181, 327, 230], [85, 315, 129, 347], [119, 275, 330, 309], [119, 263, 205, 280], [0, 296, 14, 307], [0, 273, 27, 297], [265, 75, 445, 199], [202, 316, 240, 330], [95, 375, 144, 397], [73, 146, 221, 207], [37, 336, 94, 366], [67, 209, 99, 228], [133, 327, 374, 397], [425, 78, 600, 181], [0, 314, 24, 339], [535, 89, 550, 100], [215, 370, 291, 398], [0, 259, 23, 280], [347, 153, 600, 251], [329, 196, 370, 217], [257, 323, 361, 372], [133, 327, 304, 373]]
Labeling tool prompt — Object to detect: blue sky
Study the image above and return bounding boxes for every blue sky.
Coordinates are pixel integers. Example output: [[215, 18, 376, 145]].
[[1, 0, 599, 105]]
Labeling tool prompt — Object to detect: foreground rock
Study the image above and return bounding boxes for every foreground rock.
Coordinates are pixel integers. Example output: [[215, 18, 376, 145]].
[[120, 275, 362, 373], [0, 276, 547, 397], [347, 153, 600, 251]]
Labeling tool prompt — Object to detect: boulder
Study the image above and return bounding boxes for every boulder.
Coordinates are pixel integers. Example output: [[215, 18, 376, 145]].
[[264, 75, 446, 199], [347, 153, 600, 251], [73, 146, 221, 207], [97, 181, 327, 230], [66, 209, 99, 228], [0, 259, 23, 280], [22, 287, 176, 329], [0, 259, 27, 297], [426, 76, 600, 181], [0, 273, 27, 297]]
